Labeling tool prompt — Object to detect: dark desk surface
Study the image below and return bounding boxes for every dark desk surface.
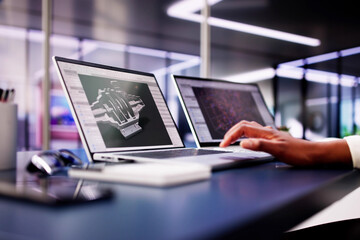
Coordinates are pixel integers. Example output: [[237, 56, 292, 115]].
[[0, 150, 359, 240]]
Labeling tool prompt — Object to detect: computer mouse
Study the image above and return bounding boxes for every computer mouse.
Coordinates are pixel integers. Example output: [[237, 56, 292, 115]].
[[27, 149, 83, 176]]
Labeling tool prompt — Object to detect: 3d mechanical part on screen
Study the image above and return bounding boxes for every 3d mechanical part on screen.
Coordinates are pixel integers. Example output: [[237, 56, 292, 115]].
[[90, 81, 145, 139]]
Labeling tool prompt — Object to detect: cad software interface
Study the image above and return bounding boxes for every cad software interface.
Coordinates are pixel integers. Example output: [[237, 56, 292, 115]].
[[176, 78, 274, 143], [57, 61, 183, 153]]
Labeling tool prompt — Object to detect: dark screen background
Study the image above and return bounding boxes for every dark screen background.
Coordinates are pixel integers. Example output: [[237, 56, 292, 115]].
[[192, 87, 265, 139], [78, 74, 172, 148]]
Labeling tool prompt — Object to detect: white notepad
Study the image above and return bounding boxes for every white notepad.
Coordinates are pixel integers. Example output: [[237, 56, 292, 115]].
[[68, 162, 211, 187]]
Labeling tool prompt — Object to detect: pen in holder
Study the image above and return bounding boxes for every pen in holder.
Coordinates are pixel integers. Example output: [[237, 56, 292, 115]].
[[0, 102, 18, 170]]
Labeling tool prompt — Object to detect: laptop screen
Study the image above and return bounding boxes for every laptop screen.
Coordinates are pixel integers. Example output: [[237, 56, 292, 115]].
[[54, 57, 184, 154], [173, 75, 274, 145]]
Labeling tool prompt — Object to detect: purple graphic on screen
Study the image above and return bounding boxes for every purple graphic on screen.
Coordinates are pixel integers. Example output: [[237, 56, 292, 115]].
[[192, 87, 265, 139]]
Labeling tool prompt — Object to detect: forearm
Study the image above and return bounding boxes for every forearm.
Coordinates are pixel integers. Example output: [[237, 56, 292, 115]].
[[221, 121, 355, 168], [311, 140, 352, 167]]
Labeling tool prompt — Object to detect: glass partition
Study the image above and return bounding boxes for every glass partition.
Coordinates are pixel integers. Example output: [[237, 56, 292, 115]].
[[0, 24, 200, 150], [276, 47, 360, 140]]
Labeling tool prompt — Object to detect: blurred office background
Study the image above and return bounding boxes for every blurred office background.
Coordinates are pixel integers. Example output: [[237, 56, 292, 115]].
[[0, 0, 359, 150]]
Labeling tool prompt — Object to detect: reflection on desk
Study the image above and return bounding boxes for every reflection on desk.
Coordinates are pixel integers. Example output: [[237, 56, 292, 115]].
[[0, 152, 112, 205]]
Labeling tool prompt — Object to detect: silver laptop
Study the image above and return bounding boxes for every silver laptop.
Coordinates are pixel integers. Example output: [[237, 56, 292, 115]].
[[172, 75, 274, 158], [53, 57, 269, 170]]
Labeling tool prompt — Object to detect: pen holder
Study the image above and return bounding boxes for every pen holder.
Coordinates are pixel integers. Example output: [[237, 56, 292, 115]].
[[0, 103, 17, 170]]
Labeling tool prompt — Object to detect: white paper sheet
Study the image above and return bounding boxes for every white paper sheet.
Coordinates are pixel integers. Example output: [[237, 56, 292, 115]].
[[289, 186, 360, 231]]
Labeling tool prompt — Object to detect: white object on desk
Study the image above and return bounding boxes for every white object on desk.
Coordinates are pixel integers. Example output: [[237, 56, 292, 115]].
[[68, 162, 211, 187], [289, 186, 360, 231]]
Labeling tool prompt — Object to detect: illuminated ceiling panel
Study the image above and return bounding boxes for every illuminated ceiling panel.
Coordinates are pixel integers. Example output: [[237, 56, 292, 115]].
[[167, 0, 321, 47]]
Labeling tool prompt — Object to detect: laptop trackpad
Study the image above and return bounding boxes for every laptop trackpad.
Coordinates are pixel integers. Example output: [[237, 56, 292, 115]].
[[220, 156, 256, 161]]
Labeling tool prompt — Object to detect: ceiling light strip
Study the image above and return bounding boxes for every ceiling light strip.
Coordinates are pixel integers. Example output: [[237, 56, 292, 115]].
[[151, 57, 200, 77], [276, 66, 358, 87], [167, 0, 321, 47], [224, 68, 275, 83], [208, 17, 320, 46], [341, 46, 360, 57], [279, 46, 360, 67], [306, 52, 338, 65]]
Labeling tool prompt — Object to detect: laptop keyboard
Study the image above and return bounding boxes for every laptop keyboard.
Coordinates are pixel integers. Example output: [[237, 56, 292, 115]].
[[117, 148, 227, 159]]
